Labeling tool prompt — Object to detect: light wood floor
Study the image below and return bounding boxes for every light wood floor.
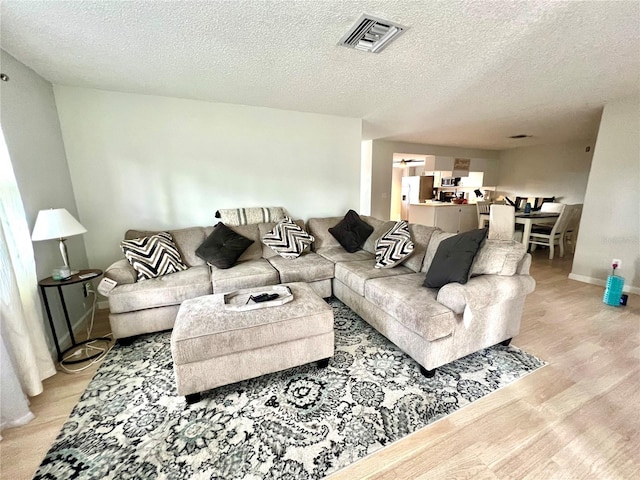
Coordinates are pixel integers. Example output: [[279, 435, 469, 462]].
[[1, 250, 638, 479]]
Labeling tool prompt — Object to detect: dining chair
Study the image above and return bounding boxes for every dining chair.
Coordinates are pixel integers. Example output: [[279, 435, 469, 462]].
[[563, 204, 583, 253], [529, 204, 576, 259], [476, 201, 491, 228], [488, 204, 516, 240], [514, 196, 528, 211], [533, 196, 555, 211], [540, 202, 564, 214], [531, 202, 565, 238]]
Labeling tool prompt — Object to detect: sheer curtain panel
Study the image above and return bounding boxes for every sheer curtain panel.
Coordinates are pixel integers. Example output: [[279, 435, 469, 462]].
[[0, 129, 56, 432]]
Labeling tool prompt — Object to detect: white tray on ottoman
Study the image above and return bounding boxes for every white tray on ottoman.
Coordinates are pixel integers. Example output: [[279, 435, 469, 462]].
[[171, 282, 335, 402], [223, 284, 293, 311]]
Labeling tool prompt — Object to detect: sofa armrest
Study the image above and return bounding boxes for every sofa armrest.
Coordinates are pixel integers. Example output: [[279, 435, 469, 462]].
[[516, 253, 532, 275], [104, 258, 137, 285], [436, 274, 536, 314]]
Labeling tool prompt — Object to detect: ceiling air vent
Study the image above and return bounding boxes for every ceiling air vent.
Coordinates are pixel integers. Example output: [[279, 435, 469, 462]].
[[339, 14, 406, 53]]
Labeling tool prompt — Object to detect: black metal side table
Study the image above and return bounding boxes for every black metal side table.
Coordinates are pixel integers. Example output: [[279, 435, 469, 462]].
[[38, 268, 110, 365]]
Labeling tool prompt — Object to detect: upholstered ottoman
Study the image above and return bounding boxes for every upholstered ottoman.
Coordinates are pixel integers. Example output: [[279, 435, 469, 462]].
[[171, 282, 334, 402]]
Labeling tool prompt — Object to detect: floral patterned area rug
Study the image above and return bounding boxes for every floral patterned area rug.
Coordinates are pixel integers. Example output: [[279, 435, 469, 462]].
[[35, 298, 545, 479]]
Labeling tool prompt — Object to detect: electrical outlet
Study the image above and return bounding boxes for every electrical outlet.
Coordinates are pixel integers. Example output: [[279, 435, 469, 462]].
[[83, 282, 89, 297], [613, 258, 622, 269]]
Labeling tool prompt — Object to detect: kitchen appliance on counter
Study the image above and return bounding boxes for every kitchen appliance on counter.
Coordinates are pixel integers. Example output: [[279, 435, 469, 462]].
[[441, 177, 461, 187], [439, 191, 457, 202]]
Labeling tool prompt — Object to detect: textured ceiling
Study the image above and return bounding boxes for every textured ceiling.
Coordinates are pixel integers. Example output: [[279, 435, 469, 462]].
[[1, 0, 639, 150]]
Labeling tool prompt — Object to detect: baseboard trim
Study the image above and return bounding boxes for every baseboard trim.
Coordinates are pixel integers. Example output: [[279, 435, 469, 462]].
[[568, 273, 640, 295]]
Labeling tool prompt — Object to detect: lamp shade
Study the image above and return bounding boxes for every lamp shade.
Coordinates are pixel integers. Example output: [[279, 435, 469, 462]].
[[31, 208, 87, 241]]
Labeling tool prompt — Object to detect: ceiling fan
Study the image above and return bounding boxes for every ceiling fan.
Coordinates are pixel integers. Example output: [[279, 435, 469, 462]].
[[395, 158, 424, 167]]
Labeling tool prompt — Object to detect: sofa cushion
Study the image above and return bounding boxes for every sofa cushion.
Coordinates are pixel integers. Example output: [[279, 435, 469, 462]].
[[261, 217, 315, 259], [328, 210, 374, 253], [121, 232, 188, 281], [306, 217, 343, 250], [108, 265, 212, 314], [375, 220, 415, 269], [315, 246, 375, 263], [126, 227, 208, 267], [404, 224, 438, 273], [421, 229, 456, 273], [423, 228, 488, 288], [364, 273, 456, 342], [335, 260, 413, 296], [196, 223, 254, 269], [362, 219, 395, 254], [210, 259, 280, 293], [267, 252, 334, 283], [470, 240, 527, 276]]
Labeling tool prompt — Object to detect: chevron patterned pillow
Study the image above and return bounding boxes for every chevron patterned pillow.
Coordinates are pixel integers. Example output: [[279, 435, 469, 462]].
[[262, 217, 315, 259], [121, 232, 188, 280], [374, 220, 415, 269]]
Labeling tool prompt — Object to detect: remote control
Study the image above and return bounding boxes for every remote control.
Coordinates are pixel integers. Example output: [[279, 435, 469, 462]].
[[78, 273, 97, 279], [252, 293, 279, 303]]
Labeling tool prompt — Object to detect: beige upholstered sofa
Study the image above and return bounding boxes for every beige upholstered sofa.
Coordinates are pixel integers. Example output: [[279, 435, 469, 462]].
[[306, 216, 535, 375], [104, 215, 535, 375], [105, 221, 334, 340]]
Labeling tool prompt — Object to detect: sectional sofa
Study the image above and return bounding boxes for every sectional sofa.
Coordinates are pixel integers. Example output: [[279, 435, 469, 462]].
[[104, 215, 535, 375]]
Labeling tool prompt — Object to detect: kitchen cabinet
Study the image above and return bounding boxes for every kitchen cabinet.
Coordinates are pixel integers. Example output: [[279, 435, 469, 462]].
[[458, 205, 478, 233], [409, 204, 478, 234]]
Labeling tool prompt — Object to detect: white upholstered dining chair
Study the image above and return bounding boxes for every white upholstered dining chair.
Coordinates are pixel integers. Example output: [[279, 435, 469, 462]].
[[488, 204, 517, 240], [529, 203, 578, 259]]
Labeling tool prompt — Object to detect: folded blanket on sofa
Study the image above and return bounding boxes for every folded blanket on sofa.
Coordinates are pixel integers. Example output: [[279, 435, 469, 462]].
[[214, 207, 287, 226]]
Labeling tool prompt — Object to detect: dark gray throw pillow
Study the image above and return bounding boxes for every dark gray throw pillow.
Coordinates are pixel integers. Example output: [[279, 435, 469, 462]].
[[423, 228, 488, 288], [328, 210, 374, 253], [196, 222, 254, 269]]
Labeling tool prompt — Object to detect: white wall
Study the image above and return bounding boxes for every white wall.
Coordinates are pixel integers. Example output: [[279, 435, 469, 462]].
[[390, 166, 405, 221], [370, 140, 499, 220], [53, 86, 362, 269], [360, 140, 372, 215], [570, 95, 639, 294], [497, 140, 595, 203], [0, 51, 89, 356]]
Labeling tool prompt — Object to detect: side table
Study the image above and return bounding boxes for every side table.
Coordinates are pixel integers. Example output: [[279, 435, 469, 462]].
[[38, 268, 111, 365]]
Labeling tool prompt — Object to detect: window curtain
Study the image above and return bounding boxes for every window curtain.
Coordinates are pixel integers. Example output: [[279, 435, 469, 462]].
[[0, 128, 56, 432]]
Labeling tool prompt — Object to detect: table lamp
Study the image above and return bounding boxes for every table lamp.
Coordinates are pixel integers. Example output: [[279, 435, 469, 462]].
[[31, 208, 87, 276]]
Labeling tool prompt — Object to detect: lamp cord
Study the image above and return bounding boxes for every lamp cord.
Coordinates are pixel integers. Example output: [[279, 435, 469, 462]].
[[58, 283, 114, 374]]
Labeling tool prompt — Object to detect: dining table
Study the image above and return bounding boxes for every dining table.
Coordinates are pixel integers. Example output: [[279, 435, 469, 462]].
[[479, 211, 559, 249]]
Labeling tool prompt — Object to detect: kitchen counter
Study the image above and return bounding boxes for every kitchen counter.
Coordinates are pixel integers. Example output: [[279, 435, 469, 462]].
[[410, 202, 471, 207], [409, 203, 477, 233]]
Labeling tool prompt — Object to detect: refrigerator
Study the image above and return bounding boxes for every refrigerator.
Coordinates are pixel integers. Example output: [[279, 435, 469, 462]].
[[401, 176, 435, 220]]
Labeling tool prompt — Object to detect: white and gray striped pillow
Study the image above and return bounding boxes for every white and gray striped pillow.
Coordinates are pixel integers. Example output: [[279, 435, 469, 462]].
[[215, 207, 287, 226], [121, 232, 187, 280]]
